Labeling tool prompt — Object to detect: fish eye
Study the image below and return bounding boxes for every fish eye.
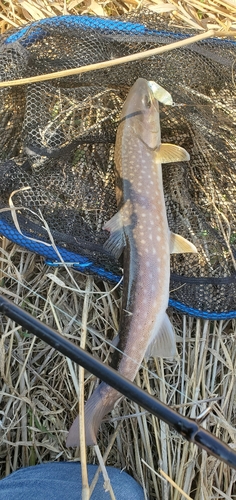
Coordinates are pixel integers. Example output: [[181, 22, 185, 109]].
[[143, 94, 152, 108]]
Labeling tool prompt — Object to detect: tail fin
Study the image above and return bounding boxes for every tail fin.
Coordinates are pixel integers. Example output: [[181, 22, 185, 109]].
[[66, 382, 119, 447]]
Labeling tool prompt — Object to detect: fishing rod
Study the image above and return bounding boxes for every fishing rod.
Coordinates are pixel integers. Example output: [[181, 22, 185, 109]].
[[0, 294, 235, 469]]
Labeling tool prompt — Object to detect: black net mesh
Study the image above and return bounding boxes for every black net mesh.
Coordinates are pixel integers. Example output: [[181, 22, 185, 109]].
[[0, 13, 235, 315]]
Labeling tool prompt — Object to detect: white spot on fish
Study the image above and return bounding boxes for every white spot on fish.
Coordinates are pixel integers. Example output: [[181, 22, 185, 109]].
[[157, 236, 161, 241]]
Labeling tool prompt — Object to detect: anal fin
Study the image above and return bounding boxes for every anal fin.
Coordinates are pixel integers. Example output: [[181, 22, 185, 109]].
[[145, 313, 177, 359]]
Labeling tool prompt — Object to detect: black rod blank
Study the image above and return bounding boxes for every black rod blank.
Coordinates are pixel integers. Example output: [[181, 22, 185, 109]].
[[0, 294, 236, 469]]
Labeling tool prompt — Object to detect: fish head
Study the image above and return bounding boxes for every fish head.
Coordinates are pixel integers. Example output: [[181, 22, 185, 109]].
[[120, 78, 171, 150]]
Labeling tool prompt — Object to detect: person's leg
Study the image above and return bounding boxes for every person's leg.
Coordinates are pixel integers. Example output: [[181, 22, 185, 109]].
[[0, 462, 146, 499]]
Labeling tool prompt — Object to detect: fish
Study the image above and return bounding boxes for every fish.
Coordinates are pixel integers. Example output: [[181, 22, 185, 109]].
[[66, 78, 197, 447]]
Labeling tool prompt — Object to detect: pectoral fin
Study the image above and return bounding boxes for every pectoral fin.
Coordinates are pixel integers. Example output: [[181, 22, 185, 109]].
[[170, 232, 197, 254], [103, 211, 125, 259], [155, 144, 190, 164], [145, 313, 177, 359]]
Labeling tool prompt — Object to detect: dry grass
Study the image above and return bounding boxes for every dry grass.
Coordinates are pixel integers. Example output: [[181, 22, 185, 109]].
[[1, 241, 236, 499], [1, 0, 236, 34], [0, 1, 236, 500]]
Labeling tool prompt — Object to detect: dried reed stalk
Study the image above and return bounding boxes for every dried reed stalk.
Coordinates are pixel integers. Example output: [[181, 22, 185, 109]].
[[0, 30, 216, 88]]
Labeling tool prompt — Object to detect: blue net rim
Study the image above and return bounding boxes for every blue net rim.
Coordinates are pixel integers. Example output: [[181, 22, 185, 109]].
[[0, 216, 235, 320], [4, 14, 236, 47]]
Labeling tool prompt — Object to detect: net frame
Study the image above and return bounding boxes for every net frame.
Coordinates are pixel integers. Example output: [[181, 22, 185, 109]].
[[0, 14, 235, 319]]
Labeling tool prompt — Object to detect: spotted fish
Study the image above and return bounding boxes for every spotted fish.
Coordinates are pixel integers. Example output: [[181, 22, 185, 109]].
[[66, 78, 197, 447]]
